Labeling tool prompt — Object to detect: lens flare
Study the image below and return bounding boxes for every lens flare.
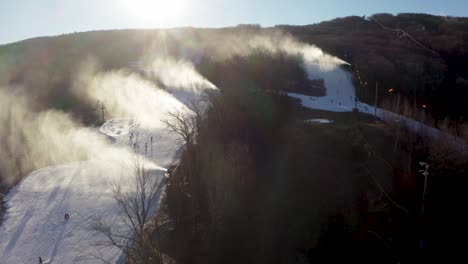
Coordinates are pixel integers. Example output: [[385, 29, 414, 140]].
[[122, 0, 186, 23]]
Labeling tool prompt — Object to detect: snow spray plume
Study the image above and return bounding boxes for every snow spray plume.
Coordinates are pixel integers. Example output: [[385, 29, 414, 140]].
[[144, 28, 351, 94], [184, 28, 353, 98], [139, 57, 218, 105], [74, 59, 193, 129], [0, 89, 156, 185], [143, 57, 216, 91], [193, 29, 348, 72]]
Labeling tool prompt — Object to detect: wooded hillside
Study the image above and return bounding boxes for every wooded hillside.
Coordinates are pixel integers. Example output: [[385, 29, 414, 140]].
[[279, 13, 468, 121]]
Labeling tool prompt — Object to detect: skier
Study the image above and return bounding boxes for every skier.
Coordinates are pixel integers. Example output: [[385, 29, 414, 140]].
[[39, 257, 43, 264], [64, 213, 70, 221]]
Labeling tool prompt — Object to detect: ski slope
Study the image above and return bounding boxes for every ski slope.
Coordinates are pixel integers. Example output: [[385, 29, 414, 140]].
[[0, 119, 179, 263], [289, 64, 358, 112], [1, 44, 464, 264], [0, 54, 214, 263], [289, 60, 466, 150]]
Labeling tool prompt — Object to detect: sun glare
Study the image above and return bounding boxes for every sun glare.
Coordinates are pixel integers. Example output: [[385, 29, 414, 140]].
[[122, 0, 186, 24]]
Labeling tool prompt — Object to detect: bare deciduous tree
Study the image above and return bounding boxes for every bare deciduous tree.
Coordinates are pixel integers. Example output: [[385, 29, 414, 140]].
[[92, 156, 164, 264], [162, 109, 198, 147], [162, 90, 220, 148]]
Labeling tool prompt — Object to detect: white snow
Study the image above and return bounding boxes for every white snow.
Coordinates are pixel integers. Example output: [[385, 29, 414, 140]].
[[0, 55, 213, 263], [1, 45, 465, 264], [0, 100, 184, 263], [288, 62, 357, 112], [99, 118, 136, 138], [306, 119, 334, 124], [1, 161, 127, 263], [290, 57, 467, 151]]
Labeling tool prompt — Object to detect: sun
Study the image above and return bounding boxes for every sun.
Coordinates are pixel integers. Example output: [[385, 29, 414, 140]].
[[122, 0, 186, 24]]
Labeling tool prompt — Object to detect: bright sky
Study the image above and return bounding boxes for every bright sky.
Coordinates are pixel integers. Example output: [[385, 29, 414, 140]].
[[0, 0, 466, 44]]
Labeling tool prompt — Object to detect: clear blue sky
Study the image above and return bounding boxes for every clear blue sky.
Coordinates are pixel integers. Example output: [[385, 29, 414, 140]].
[[0, 0, 466, 44]]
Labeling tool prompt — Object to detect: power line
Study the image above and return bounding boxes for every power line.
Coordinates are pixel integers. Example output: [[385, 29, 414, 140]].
[[369, 15, 440, 57]]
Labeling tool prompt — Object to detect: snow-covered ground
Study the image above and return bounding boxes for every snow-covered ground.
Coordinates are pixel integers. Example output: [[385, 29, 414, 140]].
[[290, 87, 466, 148], [0, 54, 214, 263], [99, 118, 136, 138], [0, 118, 178, 263], [289, 63, 357, 112], [288, 61, 379, 116], [0, 44, 464, 263], [306, 119, 334, 124], [289, 60, 466, 151]]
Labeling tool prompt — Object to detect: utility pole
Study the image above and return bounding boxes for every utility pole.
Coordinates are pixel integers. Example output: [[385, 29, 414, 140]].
[[100, 101, 105, 124], [374, 82, 379, 121], [92, 100, 106, 124], [92, 100, 99, 123], [420, 162, 430, 218]]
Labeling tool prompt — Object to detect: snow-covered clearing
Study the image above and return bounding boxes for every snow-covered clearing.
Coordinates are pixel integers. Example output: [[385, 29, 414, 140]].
[[289, 62, 357, 112], [290, 57, 466, 150], [0, 118, 178, 263], [306, 119, 334, 124], [0, 53, 214, 263], [0, 39, 464, 263], [0, 104, 183, 263], [291, 86, 466, 150]]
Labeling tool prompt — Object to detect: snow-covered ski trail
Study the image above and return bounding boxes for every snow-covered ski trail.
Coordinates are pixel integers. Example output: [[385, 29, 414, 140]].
[[289, 57, 466, 150], [0, 117, 180, 263]]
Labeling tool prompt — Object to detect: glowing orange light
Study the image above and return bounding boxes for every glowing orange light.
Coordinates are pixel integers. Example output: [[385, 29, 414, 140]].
[[388, 88, 395, 92], [422, 104, 427, 108]]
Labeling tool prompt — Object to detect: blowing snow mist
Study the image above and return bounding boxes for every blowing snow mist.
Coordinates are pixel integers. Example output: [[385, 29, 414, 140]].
[[0, 88, 143, 185]]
